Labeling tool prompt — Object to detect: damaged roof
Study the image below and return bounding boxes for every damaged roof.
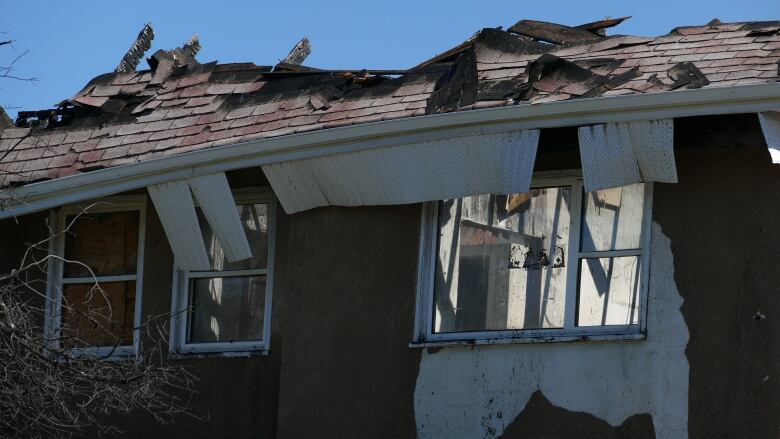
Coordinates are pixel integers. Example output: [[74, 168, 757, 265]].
[[1, 17, 779, 189]]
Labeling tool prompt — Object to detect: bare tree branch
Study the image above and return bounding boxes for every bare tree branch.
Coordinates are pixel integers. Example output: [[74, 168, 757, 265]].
[[0, 49, 39, 83], [0, 207, 197, 438]]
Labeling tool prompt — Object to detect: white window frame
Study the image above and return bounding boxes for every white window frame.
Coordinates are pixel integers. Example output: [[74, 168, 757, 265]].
[[45, 194, 147, 358], [413, 173, 654, 346], [169, 187, 276, 355]]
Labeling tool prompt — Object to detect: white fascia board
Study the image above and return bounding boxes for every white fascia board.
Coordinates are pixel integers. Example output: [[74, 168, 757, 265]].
[[188, 173, 253, 262], [2, 82, 780, 219], [147, 180, 211, 271]]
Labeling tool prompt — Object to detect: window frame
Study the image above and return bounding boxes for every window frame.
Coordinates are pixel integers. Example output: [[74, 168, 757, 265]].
[[45, 194, 147, 358], [413, 173, 654, 346], [169, 187, 276, 356]]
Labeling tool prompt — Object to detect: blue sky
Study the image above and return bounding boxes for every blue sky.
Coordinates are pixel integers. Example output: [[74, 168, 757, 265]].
[[1, 0, 777, 118]]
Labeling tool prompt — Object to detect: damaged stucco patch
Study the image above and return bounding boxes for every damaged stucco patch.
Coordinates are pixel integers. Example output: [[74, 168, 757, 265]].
[[414, 223, 689, 439]]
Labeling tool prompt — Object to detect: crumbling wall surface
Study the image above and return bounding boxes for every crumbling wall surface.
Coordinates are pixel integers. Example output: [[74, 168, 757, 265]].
[[653, 142, 780, 439], [413, 222, 687, 439], [273, 204, 422, 439]]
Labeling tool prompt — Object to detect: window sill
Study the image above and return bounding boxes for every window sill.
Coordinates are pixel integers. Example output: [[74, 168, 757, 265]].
[[167, 350, 269, 360], [409, 332, 646, 349]]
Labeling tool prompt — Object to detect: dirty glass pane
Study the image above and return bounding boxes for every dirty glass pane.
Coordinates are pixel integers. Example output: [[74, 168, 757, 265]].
[[188, 275, 265, 343], [577, 256, 640, 326], [580, 184, 645, 252], [433, 187, 571, 333], [196, 203, 268, 271], [64, 211, 139, 277], [61, 281, 136, 347]]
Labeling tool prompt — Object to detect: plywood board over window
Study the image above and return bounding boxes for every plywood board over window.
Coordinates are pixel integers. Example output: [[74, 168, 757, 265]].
[[46, 195, 147, 357], [414, 173, 653, 346]]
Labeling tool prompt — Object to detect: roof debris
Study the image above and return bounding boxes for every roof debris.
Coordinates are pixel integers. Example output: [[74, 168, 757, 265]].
[[2, 17, 780, 189], [115, 24, 154, 73], [575, 16, 631, 36], [667, 62, 710, 90], [279, 38, 312, 66], [508, 19, 602, 45], [181, 34, 201, 58]]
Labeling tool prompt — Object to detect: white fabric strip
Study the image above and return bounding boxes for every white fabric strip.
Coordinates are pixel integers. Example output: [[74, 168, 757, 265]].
[[578, 119, 676, 192], [758, 111, 780, 163], [262, 130, 540, 214], [147, 180, 211, 271], [188, 173, 252, 263]]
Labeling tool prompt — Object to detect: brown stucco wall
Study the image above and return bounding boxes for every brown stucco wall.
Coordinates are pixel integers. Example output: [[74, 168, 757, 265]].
[[1, 114, 779, 438], [273, 204, 422, 439], [653, 114, 780, 439]]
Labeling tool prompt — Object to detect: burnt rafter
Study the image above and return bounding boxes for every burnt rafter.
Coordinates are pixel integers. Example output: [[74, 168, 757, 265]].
[[279, 38, 312, 67], [575, 16, 631, 36], [508, 19, 603, 45], [181, 34, 201, 58], [115, 24, 154, 73]]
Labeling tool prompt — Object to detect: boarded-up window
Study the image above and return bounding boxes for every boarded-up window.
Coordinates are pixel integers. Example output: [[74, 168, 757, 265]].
[[56, 206, 144, 350]]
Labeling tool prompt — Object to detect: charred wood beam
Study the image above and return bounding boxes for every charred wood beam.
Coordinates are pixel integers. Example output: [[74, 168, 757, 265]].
[[575, 16, 631, 36], [280, 38, 311, 66], [115, 24, 154, 73], [181, 34, 201, 58], [507, 20, 602, 45]]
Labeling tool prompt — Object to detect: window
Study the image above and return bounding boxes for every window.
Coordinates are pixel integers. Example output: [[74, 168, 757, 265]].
[[46, 195, 146, 357], [414, 177, 652, 344], [171, 189, 276, 354]]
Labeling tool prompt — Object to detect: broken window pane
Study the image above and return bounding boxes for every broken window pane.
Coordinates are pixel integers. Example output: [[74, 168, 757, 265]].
[[188, 275, 266, 343], [63, 211, 139, 277], [196, 203, 268, 271], [61, 281, 136, 347], [577, 256, 640, 326], [433, 187, 571, 333], [580, 184, 644, 252]]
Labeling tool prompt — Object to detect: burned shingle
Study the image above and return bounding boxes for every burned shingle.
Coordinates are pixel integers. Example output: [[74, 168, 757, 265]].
[[426, 47, 478, 114], [476, 79, 531, 101], [667, 62, 710, 89]]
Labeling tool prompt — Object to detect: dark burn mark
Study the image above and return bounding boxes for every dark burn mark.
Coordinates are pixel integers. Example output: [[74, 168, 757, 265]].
[[668, 62, 710, 90], [426, 47, 479, 114], [498, 390, 656, 439]]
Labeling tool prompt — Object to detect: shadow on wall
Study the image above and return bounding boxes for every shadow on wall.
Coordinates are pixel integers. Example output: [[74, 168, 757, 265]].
[[499, 390, 655, 439]]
